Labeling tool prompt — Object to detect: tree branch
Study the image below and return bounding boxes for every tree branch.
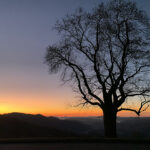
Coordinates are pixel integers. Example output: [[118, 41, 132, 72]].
[[71, 66, 102, 108], [118, 100, 150, 116]]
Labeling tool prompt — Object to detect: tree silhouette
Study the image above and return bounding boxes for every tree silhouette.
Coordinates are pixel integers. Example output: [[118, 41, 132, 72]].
[[45, 0, 150, 137]]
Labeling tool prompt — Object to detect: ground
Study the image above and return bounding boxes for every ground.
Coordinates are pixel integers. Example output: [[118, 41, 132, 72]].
[[0, 143, 150, 150]]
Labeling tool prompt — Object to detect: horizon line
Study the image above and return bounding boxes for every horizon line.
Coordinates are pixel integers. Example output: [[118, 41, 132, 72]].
[[0, 112, 150, 118]]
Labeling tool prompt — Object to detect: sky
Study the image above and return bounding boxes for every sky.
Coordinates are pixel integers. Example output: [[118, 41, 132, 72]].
[[0, 0, 150, 117]]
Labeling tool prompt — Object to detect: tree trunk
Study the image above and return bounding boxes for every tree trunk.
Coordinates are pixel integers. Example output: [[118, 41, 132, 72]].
[[103, 109, 117, 138]]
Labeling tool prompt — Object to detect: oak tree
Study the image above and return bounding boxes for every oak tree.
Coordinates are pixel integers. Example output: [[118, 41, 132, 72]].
[[45, 0, 150, 137]]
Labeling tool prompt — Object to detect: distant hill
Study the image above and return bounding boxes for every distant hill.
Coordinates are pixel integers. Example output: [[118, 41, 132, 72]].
[[0, 113, 90, 138], [117, 117, 150, 137], [65, 116, 150, 137], [0, 113, 150, 138]]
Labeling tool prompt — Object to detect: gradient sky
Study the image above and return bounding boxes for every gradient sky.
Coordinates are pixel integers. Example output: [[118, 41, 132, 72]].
[[0, 0, 150, 117]]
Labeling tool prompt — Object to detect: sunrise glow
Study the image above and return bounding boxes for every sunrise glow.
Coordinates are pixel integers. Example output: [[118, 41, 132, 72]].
[[0, 0, 149, 118]]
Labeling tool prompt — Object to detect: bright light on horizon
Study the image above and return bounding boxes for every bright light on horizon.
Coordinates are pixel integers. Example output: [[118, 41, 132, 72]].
[[0, 0, 150, 118], [0, 102, 149, 117]]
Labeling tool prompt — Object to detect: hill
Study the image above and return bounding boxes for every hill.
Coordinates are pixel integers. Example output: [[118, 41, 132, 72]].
[[0, 113, 150, 138], [0, 113, 90, 138], [65, 116, 150, 137]]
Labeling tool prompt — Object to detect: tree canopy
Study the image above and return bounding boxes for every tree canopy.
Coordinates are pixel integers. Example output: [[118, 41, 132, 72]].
[[45, 0, 150, 137]]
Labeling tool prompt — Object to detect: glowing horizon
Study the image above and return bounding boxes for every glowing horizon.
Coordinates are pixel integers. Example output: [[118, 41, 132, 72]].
[[0, 0, 150, 118], [0, 101, 149, 117]]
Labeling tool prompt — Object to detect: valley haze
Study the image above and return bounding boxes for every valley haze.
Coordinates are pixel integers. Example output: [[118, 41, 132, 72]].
[[0, 112, 149, 138]]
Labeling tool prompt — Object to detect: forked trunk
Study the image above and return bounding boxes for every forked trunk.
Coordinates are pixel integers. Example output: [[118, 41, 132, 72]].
[[103, 109, 117, 138]]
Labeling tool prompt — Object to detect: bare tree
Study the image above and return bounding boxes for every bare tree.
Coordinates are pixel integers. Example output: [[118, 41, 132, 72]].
[[45, 0, 150, 137]]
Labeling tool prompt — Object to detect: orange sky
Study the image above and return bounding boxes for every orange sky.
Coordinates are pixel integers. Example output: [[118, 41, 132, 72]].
[[0, 91, 150, 117], [0, 0, 150, 118], [0, 71, 149, 117]]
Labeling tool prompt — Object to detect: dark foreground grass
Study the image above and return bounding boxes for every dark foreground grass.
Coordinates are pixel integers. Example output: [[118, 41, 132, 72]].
[[0, 137, 149, 144]]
